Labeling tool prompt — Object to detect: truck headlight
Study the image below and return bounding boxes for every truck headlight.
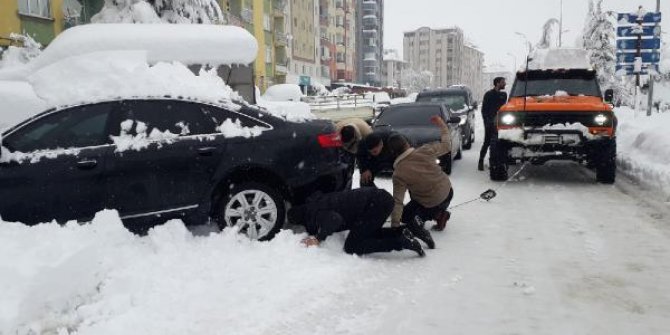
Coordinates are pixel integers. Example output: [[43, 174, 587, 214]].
[[594, 114, 608, 126], [501, 113, 516, 125]]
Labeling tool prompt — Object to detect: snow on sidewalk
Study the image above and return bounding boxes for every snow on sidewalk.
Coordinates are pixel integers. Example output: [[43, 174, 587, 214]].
[[615, 107, 670, 199]]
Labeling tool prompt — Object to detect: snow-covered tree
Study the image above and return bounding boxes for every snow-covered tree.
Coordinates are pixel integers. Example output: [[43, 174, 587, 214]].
[[92, 0, 223, 24], [0, 33, 42, 69], [537, 18, 560, 49], [582, 0, 632, 104], [399, 68, 434, 94]]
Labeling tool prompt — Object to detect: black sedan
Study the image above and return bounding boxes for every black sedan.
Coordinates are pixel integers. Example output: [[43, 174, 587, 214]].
[[372, 103, 462, 174], [0, 98, 350, 240], [416, 86, 477, 150]]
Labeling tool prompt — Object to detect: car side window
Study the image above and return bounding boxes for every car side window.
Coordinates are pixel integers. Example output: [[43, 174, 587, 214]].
[[205, 106, 268, 129], [4, 103, 113, 152], [121, 100, 218, 136]]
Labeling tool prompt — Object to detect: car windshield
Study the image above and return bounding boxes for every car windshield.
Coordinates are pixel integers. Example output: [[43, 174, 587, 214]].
[[511, 70, 601, 97], [376, 106, 441, 126], [416, 94, 467, 112]]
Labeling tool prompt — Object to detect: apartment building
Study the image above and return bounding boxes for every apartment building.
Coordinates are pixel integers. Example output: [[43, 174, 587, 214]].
[[355, 0, 382, 86], [381, 49, 406, 88], [403, 26, 484, 95]]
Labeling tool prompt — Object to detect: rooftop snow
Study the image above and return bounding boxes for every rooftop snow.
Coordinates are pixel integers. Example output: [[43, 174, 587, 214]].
[[527, 48, 591, 70], [0, 81, 47, 131], [0, 24, 258, 81]]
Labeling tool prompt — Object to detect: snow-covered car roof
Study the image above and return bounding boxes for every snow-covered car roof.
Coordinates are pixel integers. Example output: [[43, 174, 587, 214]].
[[527, 48, 592, 71], [0, 24, 258, 80]]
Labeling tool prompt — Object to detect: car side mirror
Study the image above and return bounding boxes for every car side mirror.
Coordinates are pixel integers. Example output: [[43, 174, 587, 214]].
[[472, 101, 478, 109], [447, 116, 461, 124], [604, 89, 614, 104]]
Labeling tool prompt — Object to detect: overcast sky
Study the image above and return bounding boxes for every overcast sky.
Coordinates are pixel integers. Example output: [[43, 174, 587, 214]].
[[384, 0, 666, 72]]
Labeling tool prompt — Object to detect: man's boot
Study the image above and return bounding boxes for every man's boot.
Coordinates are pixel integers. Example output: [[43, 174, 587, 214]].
[[400, 229, 425, 257], [478, 159, 484, 171], [432, 211, 450, 231], [407, 216, 435, 249]]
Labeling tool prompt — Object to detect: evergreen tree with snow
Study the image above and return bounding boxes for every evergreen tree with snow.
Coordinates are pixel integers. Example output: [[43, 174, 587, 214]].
[[93, 0, 223, 24], [582, 0, 631, 104]]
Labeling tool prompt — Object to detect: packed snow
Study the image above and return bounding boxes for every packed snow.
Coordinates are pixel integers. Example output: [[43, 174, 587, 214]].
[[0, 24, 257, 81], [262, 84, 305, 102], [0, 80, 47, 131], [528, 48, 592, 70], [498, 122, 595, 144]]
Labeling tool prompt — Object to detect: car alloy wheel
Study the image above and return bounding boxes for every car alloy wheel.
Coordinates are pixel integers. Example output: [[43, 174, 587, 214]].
[[224, 188, 279, 240]]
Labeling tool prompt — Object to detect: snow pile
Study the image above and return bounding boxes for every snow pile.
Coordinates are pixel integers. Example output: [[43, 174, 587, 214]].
[[110, 120, 181, 152], [256, 87, 315, 122], [0, 210, 381, 334], [529, 48, 592, 70], [499, 123, 594, 144], [615, 107, 670, 198], [262, 84, 304, 102], [0, 34, 42, 70], [217, 118, 266, 138], [27, 50, 242, 111], [0, 146, 80, 164], [0, 81, 47, 131], [0, 24, 257, 81]]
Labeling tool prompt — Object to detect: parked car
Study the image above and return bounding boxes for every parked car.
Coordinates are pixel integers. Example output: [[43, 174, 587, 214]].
[[0, 98, 351, 240], [415, 86, 478, 150], [371, 103, 462, 174]]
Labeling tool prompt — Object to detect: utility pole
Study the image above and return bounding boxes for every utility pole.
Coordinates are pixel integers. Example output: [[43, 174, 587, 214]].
[[647, 0, 661, 116], [559, 0, 563, 47]]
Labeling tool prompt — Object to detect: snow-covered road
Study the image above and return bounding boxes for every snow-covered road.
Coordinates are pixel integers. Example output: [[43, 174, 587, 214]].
[[2, 119, 670, 335]]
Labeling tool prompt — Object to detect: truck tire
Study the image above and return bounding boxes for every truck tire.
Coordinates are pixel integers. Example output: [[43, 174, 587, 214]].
[[489, 138, 508, 181], [596, 140, 616, 184]]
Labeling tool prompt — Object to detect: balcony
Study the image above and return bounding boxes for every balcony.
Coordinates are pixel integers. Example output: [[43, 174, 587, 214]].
[[363, 0, 377, 10], [362, 15, 378, 28], [335, 0, 344, 9], [276, 63, 288, 75], [363, 29, 378, 37], [275, 33, 288, 46], [273, 0, 287, 16]]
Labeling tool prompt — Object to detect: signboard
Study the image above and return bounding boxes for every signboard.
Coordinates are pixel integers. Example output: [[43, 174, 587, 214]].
[[616, 51, 661, 63], [617, 12, 662, 25], [617, 26, 661, 38], [616, 38, 661, 50], [616, 63, 659, 75]]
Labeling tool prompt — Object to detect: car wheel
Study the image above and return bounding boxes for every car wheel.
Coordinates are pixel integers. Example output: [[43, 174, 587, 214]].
[[440, 154, 452, 175], [489, 138, 508, 181], [217, 181, 285, 241], [463, 126, 473, 150], [596, 140, 616, 184], [454, 139, 463, 160]]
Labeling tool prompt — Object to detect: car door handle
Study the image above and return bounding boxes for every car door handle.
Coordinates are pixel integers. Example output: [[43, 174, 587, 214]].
[[76, 159, 98, 170], [197, 147, 217, 156]]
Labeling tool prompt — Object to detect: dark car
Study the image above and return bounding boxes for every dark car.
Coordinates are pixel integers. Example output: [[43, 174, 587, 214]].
[[415, 86, 477, 150], [372, 103, 462, 174], [0, 98, 350, 240]]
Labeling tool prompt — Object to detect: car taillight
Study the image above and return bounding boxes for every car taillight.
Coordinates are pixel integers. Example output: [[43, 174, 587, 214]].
[[317, 132, 342, 148]]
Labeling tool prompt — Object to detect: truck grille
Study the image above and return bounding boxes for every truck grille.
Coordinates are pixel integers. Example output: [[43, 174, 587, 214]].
[[513, 112, 613, 127]]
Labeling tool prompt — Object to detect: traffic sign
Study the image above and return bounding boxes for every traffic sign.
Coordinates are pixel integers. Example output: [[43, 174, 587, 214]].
[[616, 51, 661, 64], [618, 12, 662, 25], [616, 38, 661, 50], [617, 26, 661, 38]]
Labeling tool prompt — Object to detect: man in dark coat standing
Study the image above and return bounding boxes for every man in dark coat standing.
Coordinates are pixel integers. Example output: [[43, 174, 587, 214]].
[[287, 188, 431, 257], [479, 77, 508, 171]]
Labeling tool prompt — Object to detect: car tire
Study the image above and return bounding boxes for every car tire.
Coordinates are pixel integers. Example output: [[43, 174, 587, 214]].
[[454, 140, 463, 160], [217, 181, 286, 241], [440, 154, 452, 175], [596, 140, 616, 184], [489, 138, 508, 181], [463, 126, 473, 150]]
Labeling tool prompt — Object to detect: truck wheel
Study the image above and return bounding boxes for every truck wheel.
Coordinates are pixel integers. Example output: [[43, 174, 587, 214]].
[[489, 138, 508, 181], [217, 182, 286, 241], [596, 140, 616, 184]]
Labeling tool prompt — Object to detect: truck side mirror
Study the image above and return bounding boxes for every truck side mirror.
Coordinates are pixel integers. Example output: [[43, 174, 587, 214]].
[[604, 89, 614, 104]]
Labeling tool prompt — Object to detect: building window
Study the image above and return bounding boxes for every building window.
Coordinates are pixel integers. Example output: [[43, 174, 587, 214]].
[[18, 0, 51, 18]]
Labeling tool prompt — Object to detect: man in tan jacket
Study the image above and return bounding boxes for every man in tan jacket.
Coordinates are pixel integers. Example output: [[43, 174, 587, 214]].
[[388, 115, 454, 232], [335, 118, 372, 155]]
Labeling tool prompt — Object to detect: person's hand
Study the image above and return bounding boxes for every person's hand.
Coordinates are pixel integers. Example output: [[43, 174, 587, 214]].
[[301, 236, 320, 247], [430, 115, 448, 129], [361, 170, 373, 183], [391, 221, 401, 228]]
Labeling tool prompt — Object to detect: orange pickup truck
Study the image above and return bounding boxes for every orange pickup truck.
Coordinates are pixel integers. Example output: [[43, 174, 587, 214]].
[[490, 68, 617, 183]]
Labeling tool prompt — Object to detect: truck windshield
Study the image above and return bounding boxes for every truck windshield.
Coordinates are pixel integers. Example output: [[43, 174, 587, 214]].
[[510, 70, 601, 97]]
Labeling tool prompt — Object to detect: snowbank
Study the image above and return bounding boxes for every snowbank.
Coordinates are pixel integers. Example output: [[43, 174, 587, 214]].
[[0, 24, 258, 81], [0, 210, 381, 334], [0, 81, 47, 131], [27, 50, 242, 112], [262, 84, 304, 102], [615, 107, 670, 198], [528, 48, 591, 70]]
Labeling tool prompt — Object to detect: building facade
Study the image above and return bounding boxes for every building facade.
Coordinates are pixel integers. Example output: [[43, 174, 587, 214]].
[[403, 26, 484, 94], [381, 48, 406, 88], [355, 0, 382, 86]]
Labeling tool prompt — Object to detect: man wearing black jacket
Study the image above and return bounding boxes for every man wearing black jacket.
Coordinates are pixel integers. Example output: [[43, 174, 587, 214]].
[[287, 188, 432, 257], [479, 77, 508, 171], [356, 132, 395, 188]]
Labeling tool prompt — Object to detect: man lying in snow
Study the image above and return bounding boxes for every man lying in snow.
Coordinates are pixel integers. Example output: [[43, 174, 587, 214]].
[[287, 188, 434, 257]]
